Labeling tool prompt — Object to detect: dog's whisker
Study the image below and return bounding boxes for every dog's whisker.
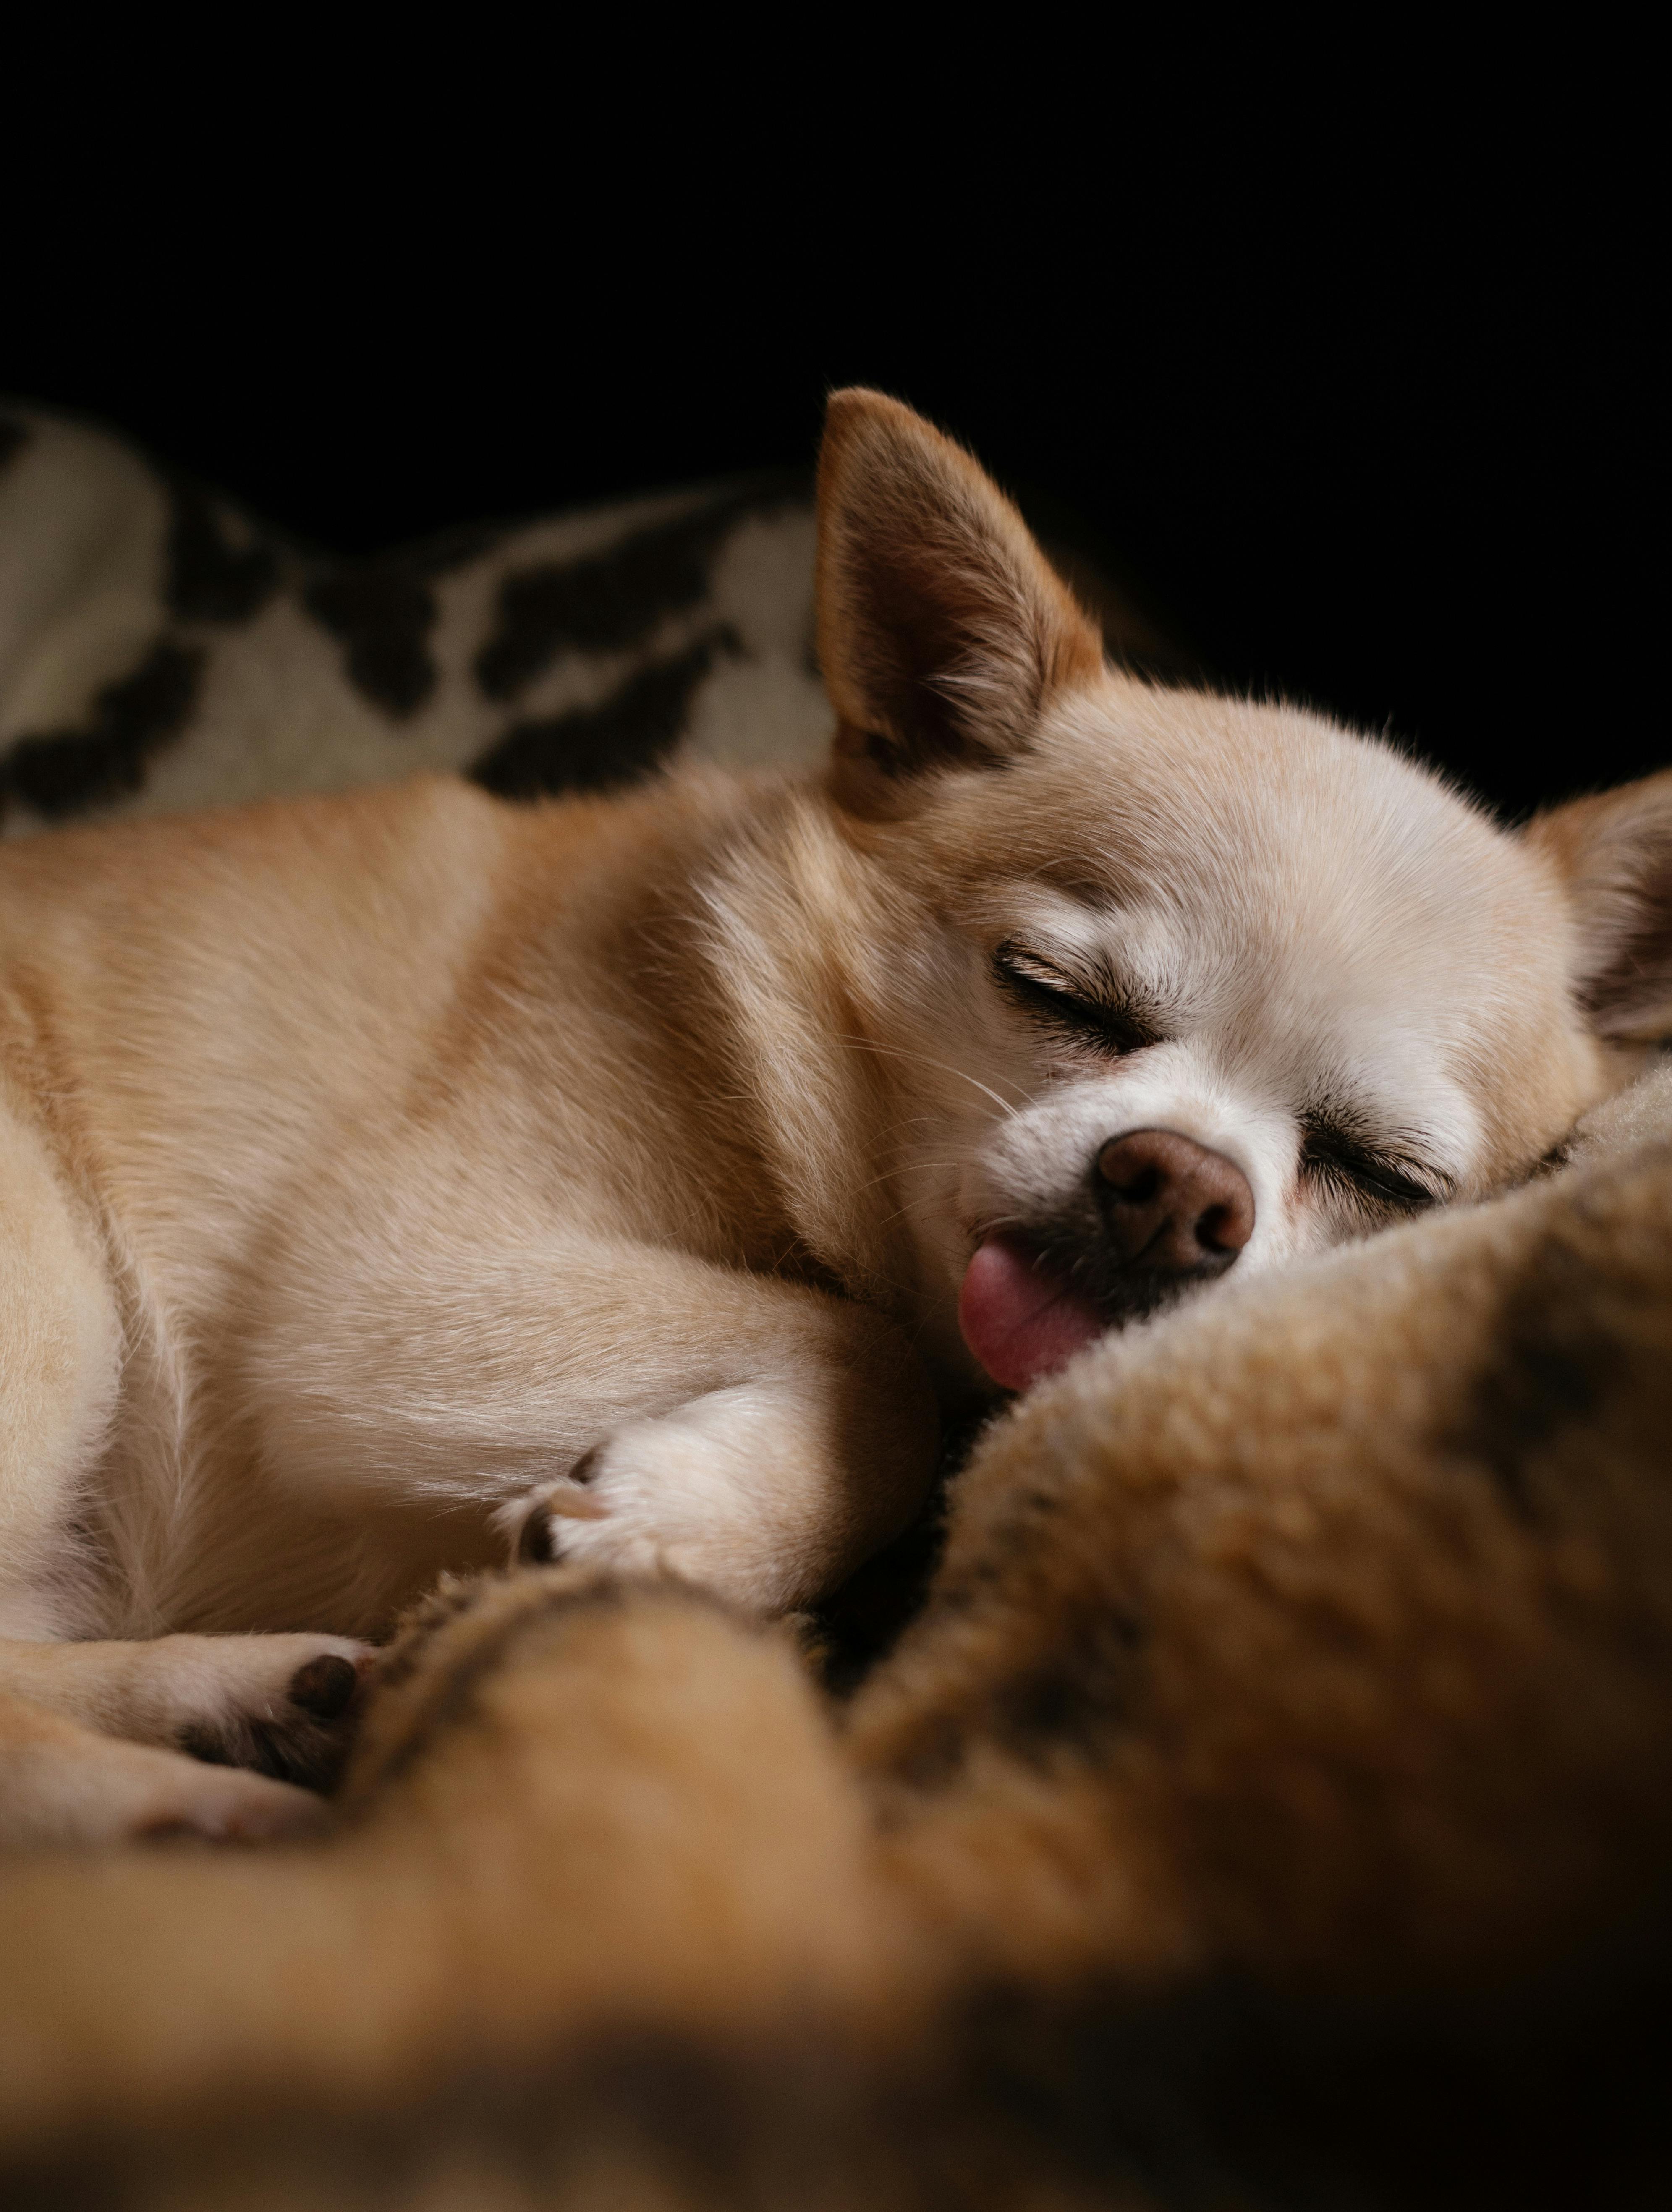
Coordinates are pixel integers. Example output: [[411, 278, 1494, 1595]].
[[835, 1032, 1036, 1120], [873, 1175, 984, 1234], [846, 1159, 973, 1208]]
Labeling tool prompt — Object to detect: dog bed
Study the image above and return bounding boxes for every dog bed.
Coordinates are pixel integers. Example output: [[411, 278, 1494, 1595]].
[[0, 403, 1667, 2209]]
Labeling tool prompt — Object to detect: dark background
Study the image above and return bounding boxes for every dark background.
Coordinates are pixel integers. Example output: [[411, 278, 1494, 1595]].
[[3, 93, 1653, 824]]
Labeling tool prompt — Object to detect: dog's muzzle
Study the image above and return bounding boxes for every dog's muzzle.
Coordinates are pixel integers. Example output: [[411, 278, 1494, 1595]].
[[958, 1128, 1256, 1393]]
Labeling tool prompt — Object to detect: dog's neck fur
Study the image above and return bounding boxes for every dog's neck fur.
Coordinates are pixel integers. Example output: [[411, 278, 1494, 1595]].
[[570, 769, 946, 1331]]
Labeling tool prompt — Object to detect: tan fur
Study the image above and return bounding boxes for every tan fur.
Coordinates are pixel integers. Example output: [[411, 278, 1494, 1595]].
[[1, 390, 1668, 1843]]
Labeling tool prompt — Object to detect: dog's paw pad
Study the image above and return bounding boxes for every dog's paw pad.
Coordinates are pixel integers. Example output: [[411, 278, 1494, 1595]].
[[288, 1653, 359, 1720], [154, 1633, 372, 1794]]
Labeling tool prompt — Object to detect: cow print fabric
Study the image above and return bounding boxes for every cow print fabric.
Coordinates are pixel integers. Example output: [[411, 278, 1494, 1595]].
[[0, 402, 1175, 837]]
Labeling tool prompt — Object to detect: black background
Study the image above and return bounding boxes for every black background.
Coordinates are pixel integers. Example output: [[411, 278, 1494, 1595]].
[[3, 79, 1653, 824]]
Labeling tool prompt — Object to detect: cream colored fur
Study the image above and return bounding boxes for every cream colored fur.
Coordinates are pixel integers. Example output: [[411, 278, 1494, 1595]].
[[1, 390, 1669, 1845]]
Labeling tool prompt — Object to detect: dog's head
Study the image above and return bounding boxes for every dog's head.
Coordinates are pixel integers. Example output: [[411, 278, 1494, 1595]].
[[814, 390, 1672, 1391]]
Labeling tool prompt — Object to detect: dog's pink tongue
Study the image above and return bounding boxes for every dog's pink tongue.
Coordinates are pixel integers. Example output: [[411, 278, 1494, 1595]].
[[958, 1236, 1107, 1393]]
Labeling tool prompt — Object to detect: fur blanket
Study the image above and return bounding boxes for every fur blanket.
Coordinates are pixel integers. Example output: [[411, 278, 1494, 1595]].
[[1, 405, 1668, 2208]]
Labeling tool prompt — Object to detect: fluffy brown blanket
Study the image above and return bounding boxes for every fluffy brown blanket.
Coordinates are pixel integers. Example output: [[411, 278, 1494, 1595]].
[[3, 1080, 1669, 2209]]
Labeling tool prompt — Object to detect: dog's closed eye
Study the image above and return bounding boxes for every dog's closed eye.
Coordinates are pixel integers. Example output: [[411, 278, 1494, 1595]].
[[1298, 1111, 1451, 1215], [992, 943, 1162, 1058]]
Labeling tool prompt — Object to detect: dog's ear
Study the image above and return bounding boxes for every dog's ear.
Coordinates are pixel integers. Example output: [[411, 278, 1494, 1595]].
[[1526, 769, 1672, 1038], [816, 388, 1104, 814]]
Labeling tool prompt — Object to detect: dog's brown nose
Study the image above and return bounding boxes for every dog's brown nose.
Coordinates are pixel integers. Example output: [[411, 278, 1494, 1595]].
[[1095, 1129, 1254, 1276]]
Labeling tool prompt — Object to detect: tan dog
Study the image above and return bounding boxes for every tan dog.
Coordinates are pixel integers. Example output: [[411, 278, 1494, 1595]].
[[2, 390, 1669, 1846]]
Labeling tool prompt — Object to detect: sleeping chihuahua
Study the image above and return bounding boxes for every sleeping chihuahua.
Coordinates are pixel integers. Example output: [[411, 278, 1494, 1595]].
[[2, 390, 1668, 1844]]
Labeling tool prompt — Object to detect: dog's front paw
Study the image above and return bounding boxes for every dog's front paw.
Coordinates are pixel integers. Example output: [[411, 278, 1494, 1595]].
[[504, 1390, 807, 1611], [130, 1633, 374, 1792], [511, 1438, 668, 1580]]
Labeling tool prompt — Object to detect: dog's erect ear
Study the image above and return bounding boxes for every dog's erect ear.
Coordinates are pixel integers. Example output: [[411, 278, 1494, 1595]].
[[1526, 769, 1672, 1038], [816, 389, 1104, 813]]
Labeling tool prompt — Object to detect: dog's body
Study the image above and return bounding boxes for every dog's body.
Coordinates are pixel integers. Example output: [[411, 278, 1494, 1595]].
[[3, 391, 1669, 1846]]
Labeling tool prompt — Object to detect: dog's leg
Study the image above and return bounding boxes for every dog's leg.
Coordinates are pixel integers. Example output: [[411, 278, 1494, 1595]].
[[0, 1689, 332, 1848], [0, 1092, 122, 1640], [2, 1096, 371, 1827], [505, 1363, 936, 1612], [0, 1632, 372, 1792], [251, 1232, 940, 1616]]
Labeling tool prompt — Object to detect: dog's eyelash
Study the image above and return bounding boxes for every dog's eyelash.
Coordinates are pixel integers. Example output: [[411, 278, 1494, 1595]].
[[991, 943, 1160, 1057], [1299, 1119, 1449, 1213]]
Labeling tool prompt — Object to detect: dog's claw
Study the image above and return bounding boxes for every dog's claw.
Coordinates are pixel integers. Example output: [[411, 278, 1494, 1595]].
[[518, 1508, 561, 1566], [514, 1468, 612, 1568], [546, 1488, 609, 1522]]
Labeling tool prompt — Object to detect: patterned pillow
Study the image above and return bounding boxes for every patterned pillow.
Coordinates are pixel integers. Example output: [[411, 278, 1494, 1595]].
[[0, 403, 1175, 837]]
